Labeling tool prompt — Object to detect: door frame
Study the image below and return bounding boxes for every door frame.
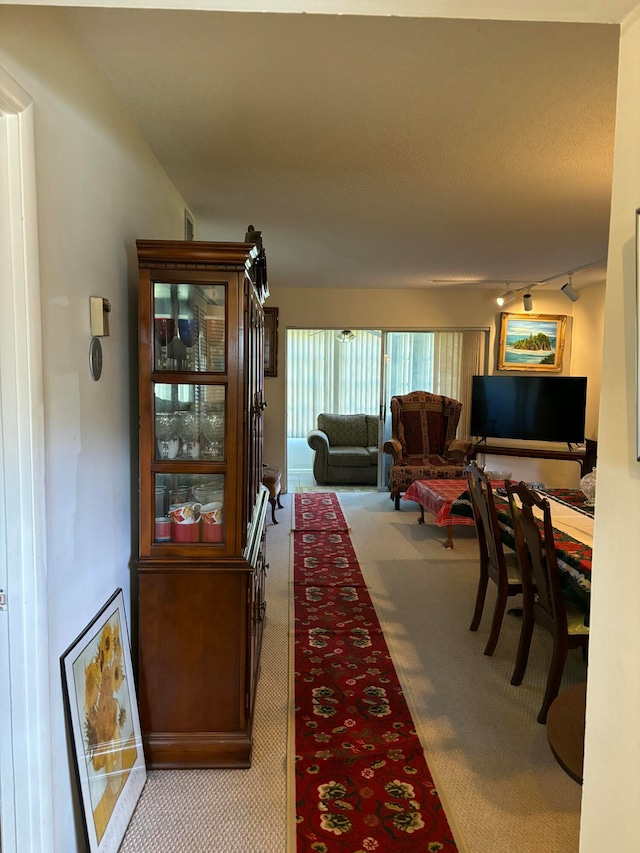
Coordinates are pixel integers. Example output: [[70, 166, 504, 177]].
[[0, 65, 54, 851]]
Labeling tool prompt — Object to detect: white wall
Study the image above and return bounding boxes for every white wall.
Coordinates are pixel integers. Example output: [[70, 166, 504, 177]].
[[263, 284, 601, 488], [580, 5, 640, 851], [571, 281, 606, 441], [0, 7, 186, 851]]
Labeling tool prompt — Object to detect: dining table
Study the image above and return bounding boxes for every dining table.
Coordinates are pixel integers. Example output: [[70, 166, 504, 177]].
[[450, 485, 594, 624]]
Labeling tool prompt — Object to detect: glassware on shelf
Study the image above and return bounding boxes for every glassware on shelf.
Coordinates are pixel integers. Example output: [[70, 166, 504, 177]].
[[168, 486, 190, 508], [155, 318, 175, 369], [178, 318, 199, 370], [200, 412, 225, 459], [191, 479, 223, 505], [155, 413, 179, 459], [580, 467, 597, 507], [177, 411, 200, 459]]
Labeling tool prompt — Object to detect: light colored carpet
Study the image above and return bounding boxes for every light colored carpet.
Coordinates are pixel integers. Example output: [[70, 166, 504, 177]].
[[339, 490, 584, 853], [120, 505, 291, 853], [121, 489, 584, 853]]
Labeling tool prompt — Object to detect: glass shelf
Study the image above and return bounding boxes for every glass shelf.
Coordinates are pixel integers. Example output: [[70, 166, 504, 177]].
[[154, 384, 225, 461], [154, 281, 226, 372]]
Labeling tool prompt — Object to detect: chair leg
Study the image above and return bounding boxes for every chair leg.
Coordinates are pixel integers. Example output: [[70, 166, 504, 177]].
[[537, 640, 568, 724], [484, 585, 507, 656], [270, 497, 278, 525], [469, 575, 488, 632], [581, 640, 589, 662], [394, 494, 400, 510], [510, 609, 534, 686], [276, 493, 283, 509]]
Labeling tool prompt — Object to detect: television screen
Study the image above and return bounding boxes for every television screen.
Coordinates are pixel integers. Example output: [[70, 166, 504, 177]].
[[470, 375, 587, 444]]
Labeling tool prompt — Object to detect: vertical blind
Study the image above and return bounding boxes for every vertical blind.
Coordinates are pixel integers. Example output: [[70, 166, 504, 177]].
[[287, 329, 485, 440]]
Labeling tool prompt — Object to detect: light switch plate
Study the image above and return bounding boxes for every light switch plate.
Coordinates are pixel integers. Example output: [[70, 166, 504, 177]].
[[90, 296, 111, 336]]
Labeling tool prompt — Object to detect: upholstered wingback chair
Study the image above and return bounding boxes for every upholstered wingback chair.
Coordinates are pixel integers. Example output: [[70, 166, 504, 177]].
[[384, 391, 474, 508]]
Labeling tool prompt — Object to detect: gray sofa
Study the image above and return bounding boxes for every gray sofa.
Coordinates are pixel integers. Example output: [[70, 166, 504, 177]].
[[307, 413, 378, 485]]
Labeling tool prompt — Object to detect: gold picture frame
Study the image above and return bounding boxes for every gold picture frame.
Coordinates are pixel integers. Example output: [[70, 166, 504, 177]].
[[497, 312, 567, 372], [264, 306, 278, 377], [61, 589, 146, 852]]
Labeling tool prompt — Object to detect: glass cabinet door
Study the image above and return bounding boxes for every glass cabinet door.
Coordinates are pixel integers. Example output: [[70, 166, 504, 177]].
[[154, 384, 225, 461], [154, 281, 226, 372], [152, 382, 226, 545], [154, 472, 225, 545]]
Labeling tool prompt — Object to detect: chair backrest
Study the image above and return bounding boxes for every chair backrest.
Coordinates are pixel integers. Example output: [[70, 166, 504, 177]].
[[390, 391, 462, 458], [504, 480, 567, 634], [316, 413, 368, 447], [465, 461, 510, 583]]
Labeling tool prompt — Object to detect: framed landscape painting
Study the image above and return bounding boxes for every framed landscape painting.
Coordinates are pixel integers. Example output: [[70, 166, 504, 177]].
[[497, 312, 566, 372], [61, 589, 146, 853]]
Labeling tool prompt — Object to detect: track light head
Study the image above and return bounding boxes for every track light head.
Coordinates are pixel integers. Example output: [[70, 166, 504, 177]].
[[496, 289, 516, 307], [522, 293, 533, 312], [561, 280, 580, 302]]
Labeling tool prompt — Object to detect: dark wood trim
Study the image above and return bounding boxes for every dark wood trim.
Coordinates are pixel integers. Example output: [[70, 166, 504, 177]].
[[474, 440, 597, 477]]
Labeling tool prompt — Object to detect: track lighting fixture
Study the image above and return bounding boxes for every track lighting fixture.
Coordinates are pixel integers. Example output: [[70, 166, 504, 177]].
[[561, 276, 580, 303], [523, 293, 533, 312], [496, 289, 516, 307]]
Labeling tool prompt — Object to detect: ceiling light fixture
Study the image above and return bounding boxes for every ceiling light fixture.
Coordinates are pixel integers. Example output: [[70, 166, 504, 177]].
[[336, 329, 356, 343], [496, 289, 516, 307], [561, 275, 580, 303], [522, 293, 533, 312]]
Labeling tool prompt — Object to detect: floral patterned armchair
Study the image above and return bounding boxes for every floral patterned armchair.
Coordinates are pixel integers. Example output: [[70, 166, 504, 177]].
[[384, 391, 474, 508]]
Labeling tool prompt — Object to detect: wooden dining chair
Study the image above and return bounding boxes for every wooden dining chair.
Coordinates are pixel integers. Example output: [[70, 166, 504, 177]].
[[465, 462, 523, 656], [504, 480, 589, 724]]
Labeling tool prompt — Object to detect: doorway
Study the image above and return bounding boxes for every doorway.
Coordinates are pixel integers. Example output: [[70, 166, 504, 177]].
[[0, 66, 53, 852]]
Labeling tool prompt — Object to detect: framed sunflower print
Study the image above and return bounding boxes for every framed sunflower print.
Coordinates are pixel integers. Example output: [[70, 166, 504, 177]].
[[61, 589, 146, 853], [497, 312, 567, 372]]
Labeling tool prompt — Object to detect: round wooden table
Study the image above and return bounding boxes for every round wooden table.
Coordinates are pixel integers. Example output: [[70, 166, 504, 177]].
[[546, 681, 587, 784]]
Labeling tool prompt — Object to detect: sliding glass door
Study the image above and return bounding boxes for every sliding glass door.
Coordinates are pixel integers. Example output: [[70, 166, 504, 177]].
[[381, 332, 437, 487], [286, 329, 382, 488], [287, 328, 487, 490]]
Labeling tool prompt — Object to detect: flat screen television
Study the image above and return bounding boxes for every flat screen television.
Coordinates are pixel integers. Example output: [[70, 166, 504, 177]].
[[470, 375, 587, 445]]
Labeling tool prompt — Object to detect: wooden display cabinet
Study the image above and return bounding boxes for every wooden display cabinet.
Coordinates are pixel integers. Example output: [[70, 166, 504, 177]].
[[136, 239, 268, 768]]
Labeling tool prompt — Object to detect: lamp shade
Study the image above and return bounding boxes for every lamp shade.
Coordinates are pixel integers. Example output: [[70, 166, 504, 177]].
[[336, 330, 356, 343]]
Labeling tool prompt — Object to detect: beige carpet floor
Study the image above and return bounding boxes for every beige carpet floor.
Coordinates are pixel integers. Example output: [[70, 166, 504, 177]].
[[120, 489, 584, 852]]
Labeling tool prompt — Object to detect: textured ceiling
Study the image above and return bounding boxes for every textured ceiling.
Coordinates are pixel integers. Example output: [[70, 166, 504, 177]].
[[66, 8, 620, 291]]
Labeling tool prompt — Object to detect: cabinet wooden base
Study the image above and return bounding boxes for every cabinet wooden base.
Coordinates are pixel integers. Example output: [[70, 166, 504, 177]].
[[143, 730, 253, 769]]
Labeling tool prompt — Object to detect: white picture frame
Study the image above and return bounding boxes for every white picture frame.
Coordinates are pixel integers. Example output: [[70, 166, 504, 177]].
[[60, 589, 146, 853]]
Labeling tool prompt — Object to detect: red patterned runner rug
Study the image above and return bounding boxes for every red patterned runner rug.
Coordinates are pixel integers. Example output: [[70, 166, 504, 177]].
[[291, 492, 458, 852], [293, 492, 349, 532]]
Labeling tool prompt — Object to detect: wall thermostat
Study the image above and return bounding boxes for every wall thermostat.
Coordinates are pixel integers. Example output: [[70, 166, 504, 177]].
[[89, 337, 103, 381]]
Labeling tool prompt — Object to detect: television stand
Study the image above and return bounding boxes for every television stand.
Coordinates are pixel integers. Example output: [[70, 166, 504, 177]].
[[473, 439, 597, 478]]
